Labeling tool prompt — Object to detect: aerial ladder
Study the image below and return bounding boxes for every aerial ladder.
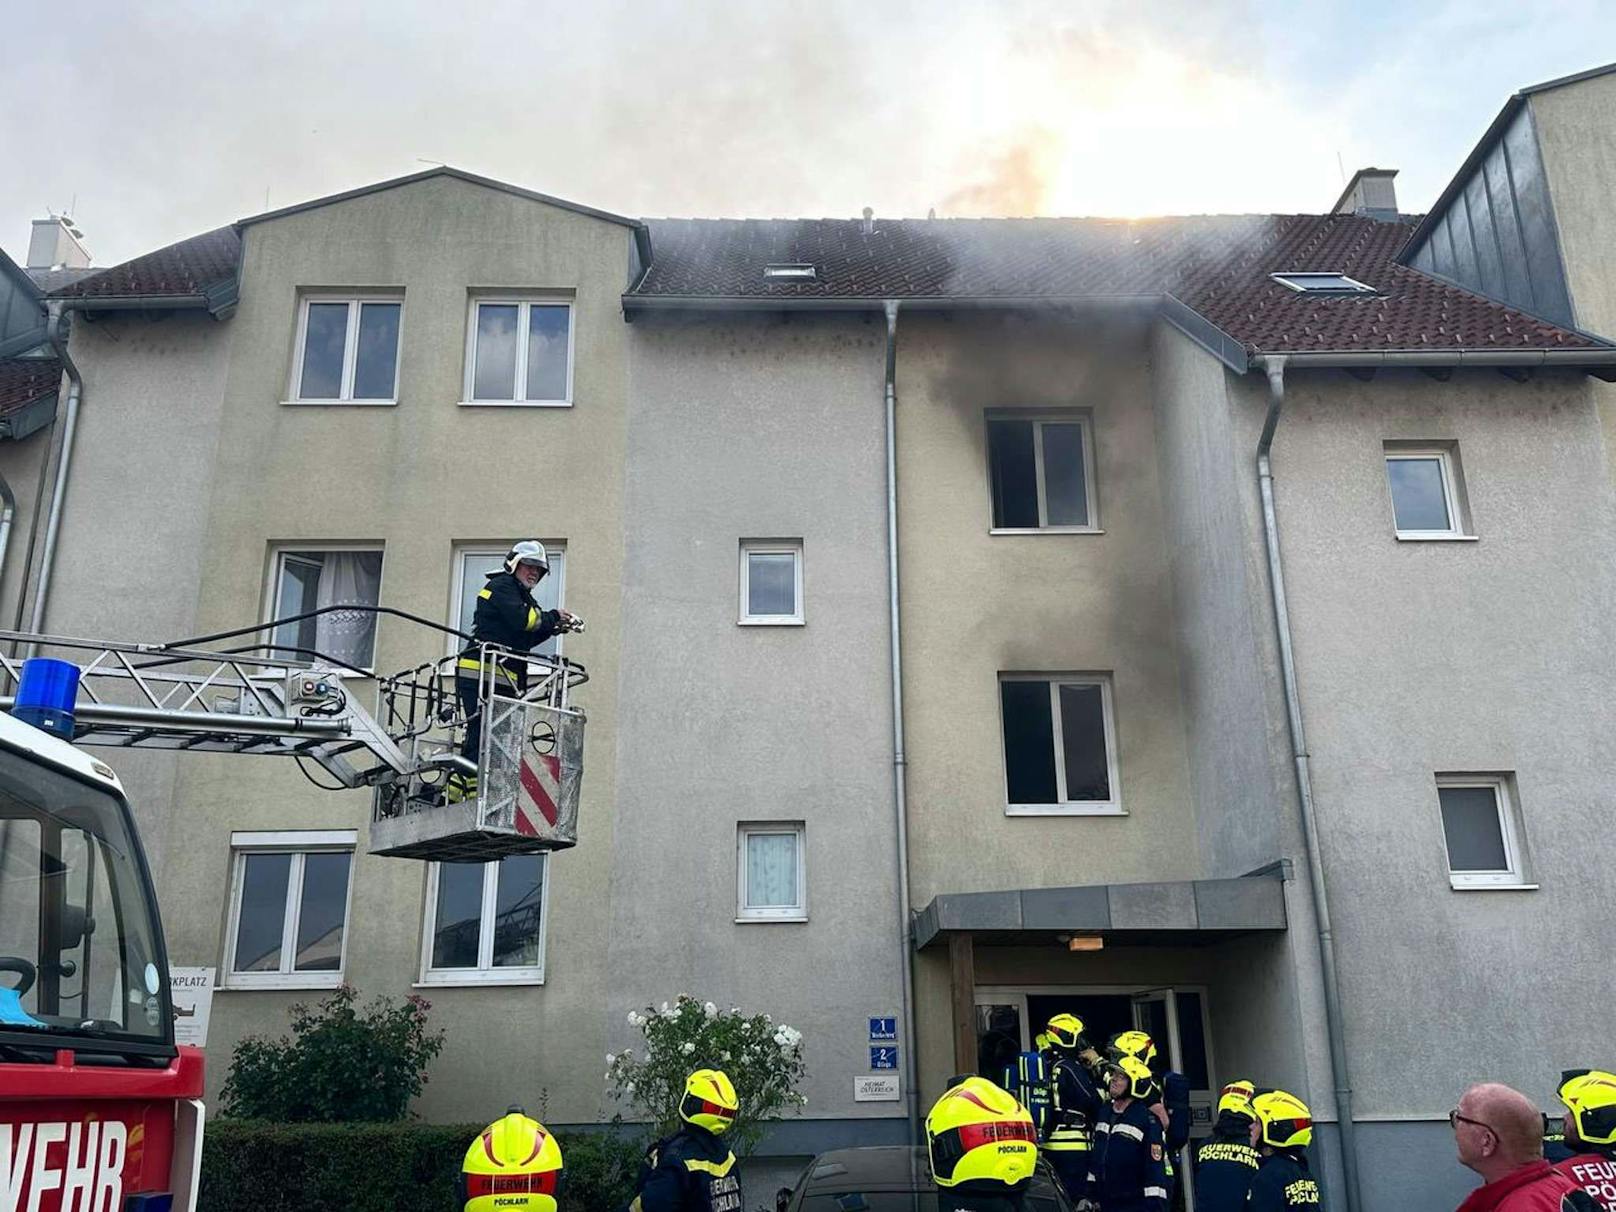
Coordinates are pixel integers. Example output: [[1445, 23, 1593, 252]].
[[0, 604, 588, 861]]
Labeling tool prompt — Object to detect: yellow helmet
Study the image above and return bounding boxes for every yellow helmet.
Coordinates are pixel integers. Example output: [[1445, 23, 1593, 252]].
[[925, 1077, 1039, 1191], [1251, 1089, 1313, 1149], [1109, 1031, 1158, 1069], [1218, 1080, 1257, 1119], [1560, 1069, 1616, 1147], [459, 1108, 563, 1212], [1108, 1055, 1158, 1102], [680, 1068, 740, 1135], [1046, 1013, 1087, 1051]]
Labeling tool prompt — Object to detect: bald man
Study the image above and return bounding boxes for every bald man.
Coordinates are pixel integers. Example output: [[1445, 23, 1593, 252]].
[[1452, 1083, 1600, 1212]]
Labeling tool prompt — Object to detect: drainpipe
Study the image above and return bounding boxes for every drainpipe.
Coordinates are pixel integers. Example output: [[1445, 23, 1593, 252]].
[[29, 301, 83, 656], [883, 299, 921, 1144], [0, 468, 14, 620], [1255, 355, 1362, 1212]]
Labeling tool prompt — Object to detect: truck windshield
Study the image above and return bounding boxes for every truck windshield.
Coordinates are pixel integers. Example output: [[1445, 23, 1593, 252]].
[[0, 747, 169, 1049]]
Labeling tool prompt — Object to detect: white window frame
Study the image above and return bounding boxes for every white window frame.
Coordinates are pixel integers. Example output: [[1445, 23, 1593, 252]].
[[287, 294, 404, 405], [1270, 272, 1377, 295], [1436, 775, 1533, 890], [999, 673, 1123, 817], [736, 822, 807, 923], [1384, 443, 1474, 541], [738, 539, 804, 626], [460, 297, 576, 407], [263, 543, 385, 674], [221, 830, 357, 990], [418, 857, 551, 986], [985, 410, 1101, 535], [449, 543, 568, 657]]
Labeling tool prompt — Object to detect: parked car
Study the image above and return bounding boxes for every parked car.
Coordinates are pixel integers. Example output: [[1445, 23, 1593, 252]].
[[780, 1146, 1077, 1212]]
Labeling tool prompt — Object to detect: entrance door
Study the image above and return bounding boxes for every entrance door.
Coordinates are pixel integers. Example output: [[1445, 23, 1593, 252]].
[[1132, 989, 1216, 1211]]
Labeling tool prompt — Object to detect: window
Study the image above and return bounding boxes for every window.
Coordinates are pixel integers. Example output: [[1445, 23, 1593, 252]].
[[986, 412, 1098, 532], [737, 823, 806, 921], [223, 831, 355, 988], [292, 296, 402, 403], [421, 855, 549, 984], [1385, 442, 1470, 539], [464, 299, 574, 405], [999, 674, 1121, 814], [739, 540, 803, 625], [269, 548, 383, 669], [763, 264, 817, 281], [1436, 776, 1529, 888], [1269, 272, 1377, 295], [452, 545, 567, 657]]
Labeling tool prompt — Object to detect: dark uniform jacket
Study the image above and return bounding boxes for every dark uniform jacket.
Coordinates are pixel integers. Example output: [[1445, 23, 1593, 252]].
[[1086, 1098, 1168, 1211], [1048, 1050, 1103, 1148], [458, 571, 560, 684], [627, 1125, 743, 1212], [1553, 1149, 1616, 1212], [1159, 1071, 1191, 1155], [1247, 1151, 1321, 1210], [1191, 1113, 1260, 1211]]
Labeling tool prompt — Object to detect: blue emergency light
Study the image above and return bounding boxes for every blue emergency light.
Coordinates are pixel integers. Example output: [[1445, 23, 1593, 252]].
[[12, 657, 80, 739]]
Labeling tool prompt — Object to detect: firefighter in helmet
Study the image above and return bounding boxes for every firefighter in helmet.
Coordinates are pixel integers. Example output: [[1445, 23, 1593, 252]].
[[625, 1069, 743, 1212], [1551, 1069, 1616, 1210], [460, 1107, 564, 1212], [1041, 1013, 1105, 1201], [1246, 1089, 1321, 1211], [1080, 1056, 1168, 1212], [1192, 1082, 1260, 1211], [450, 540, 581, 802], [926, 1075, 1040, 1212]]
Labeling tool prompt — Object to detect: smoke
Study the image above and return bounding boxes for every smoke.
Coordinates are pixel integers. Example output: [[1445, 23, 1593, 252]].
[[940, 130, 1061, 217]]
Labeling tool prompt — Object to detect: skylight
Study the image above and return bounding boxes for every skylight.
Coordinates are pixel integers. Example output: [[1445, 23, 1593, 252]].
[[1270, 272, 1377, 295], [764, 263, 817, 281]]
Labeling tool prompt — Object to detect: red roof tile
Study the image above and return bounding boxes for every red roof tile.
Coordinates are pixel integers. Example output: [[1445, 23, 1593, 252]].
[[0, 357, 60, 417], [630, 213, 1605, 355], [51, 226, 239, 301]]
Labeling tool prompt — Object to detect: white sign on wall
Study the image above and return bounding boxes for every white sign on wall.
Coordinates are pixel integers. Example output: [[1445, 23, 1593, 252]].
[[854, 1075, 901, 1102], [169, 966, 216, 1048]]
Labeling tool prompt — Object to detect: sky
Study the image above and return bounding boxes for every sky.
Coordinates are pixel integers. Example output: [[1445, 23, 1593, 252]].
[[3, 0, 1614, 267]]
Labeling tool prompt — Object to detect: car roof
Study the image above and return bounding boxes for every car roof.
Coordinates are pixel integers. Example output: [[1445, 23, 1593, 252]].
[[796, 1146, 1068, 1202]]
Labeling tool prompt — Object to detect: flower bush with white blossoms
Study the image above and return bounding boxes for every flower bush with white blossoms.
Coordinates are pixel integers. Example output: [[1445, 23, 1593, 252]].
[[607, 994, 809, 1157]]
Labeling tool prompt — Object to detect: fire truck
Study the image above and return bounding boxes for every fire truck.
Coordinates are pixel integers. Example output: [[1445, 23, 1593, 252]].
[[0, 612, 586, 1212]]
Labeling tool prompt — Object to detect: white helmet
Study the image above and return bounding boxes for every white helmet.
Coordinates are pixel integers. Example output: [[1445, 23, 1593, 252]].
[[504, 540, 549, 578]]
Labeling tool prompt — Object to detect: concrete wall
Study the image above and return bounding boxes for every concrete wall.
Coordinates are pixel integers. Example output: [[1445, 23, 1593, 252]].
[[612, 311, 904, 1133], [1265, 366, 1616, 1144], [31, 174, 638, 1120]]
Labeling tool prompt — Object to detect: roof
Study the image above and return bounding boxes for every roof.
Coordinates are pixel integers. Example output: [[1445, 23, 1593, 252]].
[[236, 166, 648, 238], [1403, 61, 1616, 261], [50, 225, 240, 308], [26, 267, 98, 293], [629, 213, 1607, 360], [0, 356, 60, 417], [794, 1147, 1070, 1203]]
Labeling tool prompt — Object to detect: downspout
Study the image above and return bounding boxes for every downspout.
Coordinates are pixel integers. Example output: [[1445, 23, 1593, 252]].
[[29, 301, 83, 657], [1255, 355, 1362, 1212], [883, 299, 921, 1143], [0, 467, 14, 620]]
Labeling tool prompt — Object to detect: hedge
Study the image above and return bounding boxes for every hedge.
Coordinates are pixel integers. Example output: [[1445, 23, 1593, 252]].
[[199, 1120, 646, 1212]]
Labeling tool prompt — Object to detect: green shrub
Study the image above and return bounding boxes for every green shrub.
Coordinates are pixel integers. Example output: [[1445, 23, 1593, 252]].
[[220, 986, 445, 1122], [198, 1120, 646, 1212]]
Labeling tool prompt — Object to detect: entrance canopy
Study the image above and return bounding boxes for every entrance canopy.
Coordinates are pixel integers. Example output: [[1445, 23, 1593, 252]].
[[913, 869, 1288, 950]]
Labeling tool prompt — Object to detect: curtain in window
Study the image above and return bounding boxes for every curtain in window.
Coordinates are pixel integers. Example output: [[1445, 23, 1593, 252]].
[[747, 833, 798, 907], [313, 552, 382, 668]]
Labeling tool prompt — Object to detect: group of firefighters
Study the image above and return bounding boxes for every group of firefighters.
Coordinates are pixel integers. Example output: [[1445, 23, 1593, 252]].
[[443, 545, 1616, 1211]]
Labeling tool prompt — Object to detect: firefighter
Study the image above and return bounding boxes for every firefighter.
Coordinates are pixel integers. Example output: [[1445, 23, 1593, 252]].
[[926, 1075, 1039, 1212], [624, 1069, 743, 1212], [1246, 1089, 1321, 1211], [1552, 1070, 1616, 1211], [1191, 1081, 1259, 1211], [1042, 1013, 1105, 1201], [460, 1106, 564, 1212], [1079, 1057, 1169, 1212], [1000, 1040, 1054, 1142], [1107, 1032, 1188, 1206], [449, 541, 579, 802]]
